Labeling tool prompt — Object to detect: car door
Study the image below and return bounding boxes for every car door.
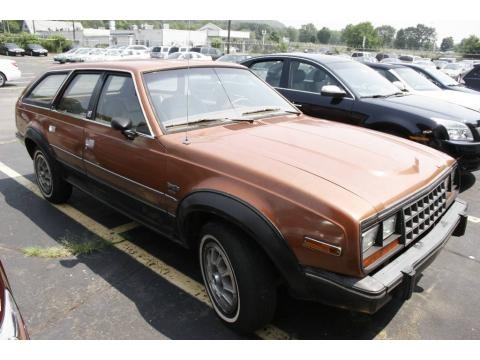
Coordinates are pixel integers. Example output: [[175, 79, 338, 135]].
[[82, 72, 172, 232], [279, 59, 354, 122], [464, 67, 480, 91]]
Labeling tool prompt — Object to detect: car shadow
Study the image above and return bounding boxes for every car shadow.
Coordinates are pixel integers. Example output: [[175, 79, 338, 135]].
[[460, 172, 476, 193], [0, 175, 404, 339]]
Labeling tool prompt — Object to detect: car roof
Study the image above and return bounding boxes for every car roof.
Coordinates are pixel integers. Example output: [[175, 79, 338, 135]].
[[50, 60, 245, 73], [367, 62, 405, 70], [248, 53, 354, 65]]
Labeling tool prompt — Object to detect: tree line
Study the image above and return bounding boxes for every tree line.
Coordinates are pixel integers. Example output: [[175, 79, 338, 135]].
[[2, 20, 480, 54]]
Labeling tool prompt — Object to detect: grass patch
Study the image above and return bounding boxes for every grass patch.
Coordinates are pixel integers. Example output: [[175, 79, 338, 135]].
[[21, 231, 114, 258]]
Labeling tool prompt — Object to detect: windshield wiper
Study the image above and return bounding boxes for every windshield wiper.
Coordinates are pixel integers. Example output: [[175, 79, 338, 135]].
[[241, 107, 301, 116], [363, 92, 405, 99], [166, 117, 253, 129]]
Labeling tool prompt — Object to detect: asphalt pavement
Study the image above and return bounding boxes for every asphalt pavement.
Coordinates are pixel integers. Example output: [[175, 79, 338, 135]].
[[0, 54, 479, 339]]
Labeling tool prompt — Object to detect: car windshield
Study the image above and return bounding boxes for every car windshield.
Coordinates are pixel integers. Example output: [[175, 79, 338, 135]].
[[394, 67, 440, 91], [28, 44, 42, 49], [423, 67, 459, 86], [445, 63, 463, 70], [144, 67, 298, 132], [330, 61, 400, 97]]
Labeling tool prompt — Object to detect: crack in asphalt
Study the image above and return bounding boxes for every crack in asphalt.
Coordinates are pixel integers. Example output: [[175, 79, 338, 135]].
[[444, 248, 480, 265]]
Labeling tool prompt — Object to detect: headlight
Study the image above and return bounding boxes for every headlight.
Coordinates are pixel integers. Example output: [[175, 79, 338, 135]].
[[433, 118, 474, 141], [362, 225, 378, 252], [362, 214, 398, 253]]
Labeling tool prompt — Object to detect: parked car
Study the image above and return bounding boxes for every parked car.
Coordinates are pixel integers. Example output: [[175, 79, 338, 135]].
[[241, 54, 480, 171], [65, 48, 92, 63], [0, 43, 25, 56], [367, 62, 480, 112], [121, 48, 150, 60], [25, 44, 48, 56], [433, 60, 448, 70], [150, 46, 171, 59], [190, 46, 224, 60], [351, 51, 377, 63], [53, 48, 79, 64], [401, 63, 480, 94], [167, 51, 212, 61], [462, 65, 480, 92], [168, 46, 189, 54], [81, 48, 107, 62], [398, 55, 421, 63], [216, 53, 252, 63], [376, 53, 396, 62], [15, 61, 468, 333], [0, 59, 22, 87], [441, 63, 466, 81], [102, 49, 124, 62], [0, 260, 29, 339], [124, 45, 149, 52]]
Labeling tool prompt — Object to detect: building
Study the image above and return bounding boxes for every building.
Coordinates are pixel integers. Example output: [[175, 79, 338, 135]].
[[22, 20, 83, 35], [111, 28, 207, 47], [199, 23, 250, 41]]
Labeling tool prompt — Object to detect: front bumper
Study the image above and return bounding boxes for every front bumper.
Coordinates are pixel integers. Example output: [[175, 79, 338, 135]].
[[301, 198, 468, 314], [442, 140, 480, 171]]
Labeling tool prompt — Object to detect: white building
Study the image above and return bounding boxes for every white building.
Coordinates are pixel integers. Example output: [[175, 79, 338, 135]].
[[111, 28, 207, 47], [22, 20, 83, 35], [199, 23, 250, 41]]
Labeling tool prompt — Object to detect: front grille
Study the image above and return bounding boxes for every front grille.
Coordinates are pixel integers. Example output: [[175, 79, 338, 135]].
[[403, 180, 447, 244]]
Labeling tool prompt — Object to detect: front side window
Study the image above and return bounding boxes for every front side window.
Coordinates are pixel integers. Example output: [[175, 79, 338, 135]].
[[95, 75, 149, 135], [56, 73, 101, 116], [144, 67, 297, 133], [250, 60, 283, 87], [24, 73, 68, 107], [288, 61, 341, 93]]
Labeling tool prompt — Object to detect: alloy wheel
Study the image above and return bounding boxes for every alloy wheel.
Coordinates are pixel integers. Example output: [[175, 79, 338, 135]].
[[35, 153, 53, 196]]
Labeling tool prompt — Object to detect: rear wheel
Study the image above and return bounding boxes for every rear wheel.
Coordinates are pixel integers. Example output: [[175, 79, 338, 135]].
[[33, 149, 72, 203], [199, 222, 277, 333], [0, 72, 6, 87]]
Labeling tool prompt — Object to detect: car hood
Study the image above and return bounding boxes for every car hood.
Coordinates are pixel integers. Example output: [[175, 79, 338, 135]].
[[174, 116, 454, 213], [365, 94, 480, 124], [418, 90, 480, 112]]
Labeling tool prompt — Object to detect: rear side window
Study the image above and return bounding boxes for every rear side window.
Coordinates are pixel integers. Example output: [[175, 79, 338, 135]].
[[24, 73, 68, 107], [250, 60, 283, 87], [466, 67, 480, 79], [95, 75, 149, 135], [56, 73, 101, 117]]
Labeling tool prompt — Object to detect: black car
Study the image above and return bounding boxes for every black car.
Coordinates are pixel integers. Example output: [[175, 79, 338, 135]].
[[401, 63, 480, 94], [462, 65, 480, 92], [0, 43, 25, 56], [25, 44, 48, 56], [190, 46, 224, 60], [241, 53, 480, 171]]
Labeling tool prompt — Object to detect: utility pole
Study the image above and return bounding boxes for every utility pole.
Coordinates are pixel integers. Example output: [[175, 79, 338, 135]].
[[6, 21, 10, 33], [72, 20, 76, 44], [226, 20, 231, 54], [32, 20, 36, 34]]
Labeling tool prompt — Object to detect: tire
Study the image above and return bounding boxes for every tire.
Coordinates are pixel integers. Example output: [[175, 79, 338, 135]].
[[0, 72, 6, 87], [198, 221, 277, 333], [33, 149, 72, 204]]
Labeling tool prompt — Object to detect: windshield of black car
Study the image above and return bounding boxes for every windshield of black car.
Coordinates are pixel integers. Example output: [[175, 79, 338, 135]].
[[144, 67, 298, 132], [394, 67, 440, 91], [330, 61, 400, 97]]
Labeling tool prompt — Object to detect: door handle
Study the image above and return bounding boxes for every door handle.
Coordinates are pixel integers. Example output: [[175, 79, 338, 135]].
[[85, 138, 95, 149], [48, 125, 56, 133]]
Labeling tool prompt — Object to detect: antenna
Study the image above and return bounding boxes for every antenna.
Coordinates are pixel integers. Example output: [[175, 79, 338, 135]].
[[183, 20, 191, 145]]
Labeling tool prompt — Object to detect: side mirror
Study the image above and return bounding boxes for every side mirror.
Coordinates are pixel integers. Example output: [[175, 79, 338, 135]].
[[111, 118, 137, 140], [393, 81, 407, 92], [321, 85, 347, 98]]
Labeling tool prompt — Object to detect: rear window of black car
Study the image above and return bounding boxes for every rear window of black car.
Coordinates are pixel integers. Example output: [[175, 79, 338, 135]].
[[24, 73, 68, 107]]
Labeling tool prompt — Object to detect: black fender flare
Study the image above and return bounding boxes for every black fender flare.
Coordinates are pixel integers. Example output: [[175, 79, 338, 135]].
[[176, 189, 308, 296], [24, 127, 54, 159]]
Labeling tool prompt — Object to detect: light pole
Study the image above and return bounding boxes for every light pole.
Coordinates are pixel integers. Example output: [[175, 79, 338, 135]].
[[226, 20, 231, 54], [262, 29, 266, 52]]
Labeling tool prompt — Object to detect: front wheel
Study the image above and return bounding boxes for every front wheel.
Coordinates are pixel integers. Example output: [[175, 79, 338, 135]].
[[199, 222, 277, 333], [33, 149, 72, 204], [0, 72, 6, 87]]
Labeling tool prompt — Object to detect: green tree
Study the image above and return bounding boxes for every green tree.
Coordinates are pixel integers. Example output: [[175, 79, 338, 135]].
[[329, 30, 343, 45], [298, 23, 317, 43], [459, 35, 480, 54], [286, 26, 298, 42], [342, 22, 380, 48], [316, 27, 331, 44], [211, 37, 223, 49], [394, 29, 406, 49], [375, 25, 396, 47], [440, 37, 454, 51], [268, 31, 280, 43], [394, 24, 436, 50]]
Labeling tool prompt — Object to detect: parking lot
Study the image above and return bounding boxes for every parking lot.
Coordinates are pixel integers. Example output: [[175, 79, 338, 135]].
[[1, 54, 480, 339]]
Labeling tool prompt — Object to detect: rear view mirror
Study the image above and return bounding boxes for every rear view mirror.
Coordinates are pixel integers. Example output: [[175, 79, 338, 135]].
[[393, 81, 407, 92], [321, 85, 347, 98]]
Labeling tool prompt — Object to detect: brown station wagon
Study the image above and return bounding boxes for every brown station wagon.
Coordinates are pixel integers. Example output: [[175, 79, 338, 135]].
[[15, 60, 468, 333]]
